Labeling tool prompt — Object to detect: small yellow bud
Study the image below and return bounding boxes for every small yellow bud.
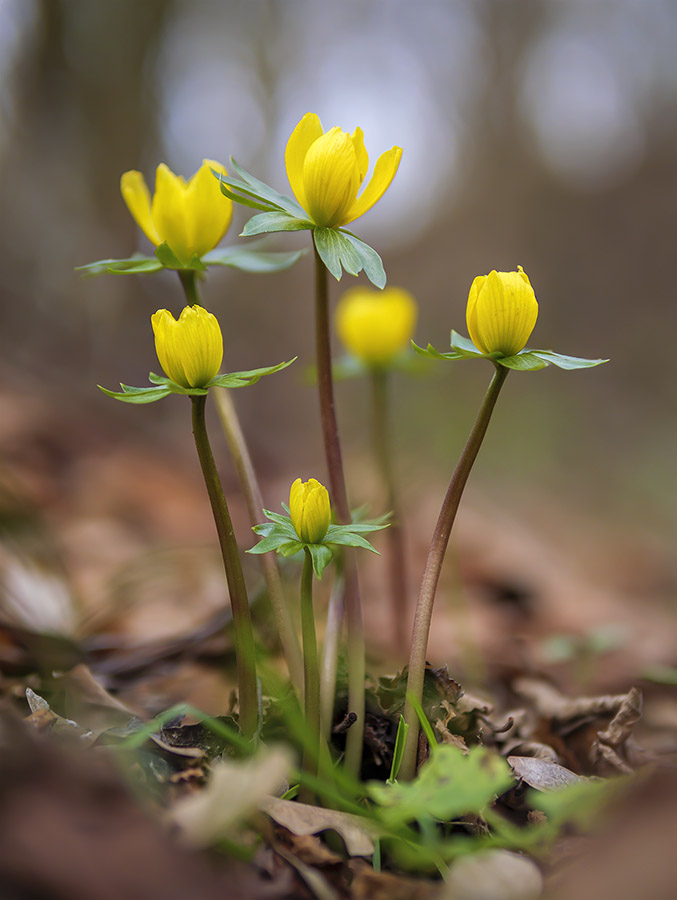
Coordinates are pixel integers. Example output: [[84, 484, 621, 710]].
[[151, 305, 223, 389], [335, 286, 418, 366], [120, 160, 232, 264], [285, 113, 402, 228], [466, 266, 538, 357], [289, 478, 331, 544]]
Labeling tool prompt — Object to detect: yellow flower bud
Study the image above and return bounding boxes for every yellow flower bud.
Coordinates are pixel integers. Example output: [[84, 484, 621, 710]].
[[151, 305, 223, 389], [289, 478, 331, 544], [120, 160, 233, 264], [335, 286, 418, 366], [466, 266, 538, 357], [285, 113, 402, 228]]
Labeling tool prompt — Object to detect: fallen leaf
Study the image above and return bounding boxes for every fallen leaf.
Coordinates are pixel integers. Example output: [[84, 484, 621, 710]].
[[442, 849, 543, 900], [262, 796, 375, 857], [507, 756, 587, 791]]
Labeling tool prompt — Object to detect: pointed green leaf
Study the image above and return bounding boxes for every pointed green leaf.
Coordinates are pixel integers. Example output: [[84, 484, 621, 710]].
[[308, 543, 333, 579], [218, 179, 276, 212], [313, 227, 363, 281], [202, 245, 305, 273], [411, 341, 465, 362], [327, 532, 380, 553], [450, 331, 483, 356], [154, 242, 184, 269], [248, 533, 292, 554], [241, 212, 311, 236], [340, 232, 386, 289], [76, 255, 163, 277], [530, 349, 609, 370], [98, 384, 170, 404], [497, 352, 548, 371], [229, 158, 308, 218], [208, 358, 296, 389], [278, 541, 304, 558]]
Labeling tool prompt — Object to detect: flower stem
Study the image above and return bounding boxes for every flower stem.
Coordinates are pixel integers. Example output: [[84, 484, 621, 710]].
[[300, 548, 320, 803], [191, 394, 258, 740], [320, 567, 344, 745], [313, 244, 364, 776], [213, 387, 304, 697], [400, 364, 509, 781], [177, 270, 304, 699], [371, 368, 409, 657]]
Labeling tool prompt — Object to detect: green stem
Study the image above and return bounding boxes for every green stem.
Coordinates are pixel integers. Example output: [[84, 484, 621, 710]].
[[300, 548, 320, 803], [400, 364, 509, 781], [213, 387, 304, 697], [313, 244, 364, 776], [320, 567, 344, 745], [177, 270, 304, 699], [191, 394, 258, 740], [371, 368, 409, 657]]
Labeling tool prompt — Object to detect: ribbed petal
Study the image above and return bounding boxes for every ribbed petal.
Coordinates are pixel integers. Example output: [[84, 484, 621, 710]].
[[120, 170, 161, 246], [302, 128, 360, 227], [466, 275, 487, 353], [335, 286, 417, 365], [151, 306, 223, 388], [289, 478, 306, 538], [471, 268, 538, 356], [184, 159, 233, 258], [285, 113, 324, 213], [151, 164, 192, 263], [350, 128, 369, 183], [344, 145, 402, 224]]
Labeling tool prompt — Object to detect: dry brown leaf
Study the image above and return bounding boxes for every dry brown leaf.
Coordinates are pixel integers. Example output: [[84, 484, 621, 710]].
[[262, 796, 375, 857], [441, 849, 543, 900], [507, 756, 588, 791]]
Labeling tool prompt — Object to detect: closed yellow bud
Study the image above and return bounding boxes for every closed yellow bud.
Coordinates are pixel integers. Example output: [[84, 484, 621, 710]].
[[289, 478, 331, 544], [121, 160, 233, 264], [285, 113, 402, 228], [466, 266, 538, 357], [335, 286, 418, 366], [151, 305, 223, 389]]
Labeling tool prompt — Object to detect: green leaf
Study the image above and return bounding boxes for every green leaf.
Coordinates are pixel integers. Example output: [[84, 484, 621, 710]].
[[229, 158, 307, 218], [407, 692, 438, 750], [497, 352, 548, 371], [328, 521, 388, 535], [368, 745, 513, 828], [278, 541, 305, 558], [450, 331, 483, 356], [387, 716, 410, 785], [202, 244, 306, 273], [217, 179, 276, 212], [327, 532, 380, 553], [308, 543, 334, 579], [98, 384, 170, 404], [153, 242, 207, 271], [248, 533, 293, 554], [529, 349, 609, 370], [241, 212, 311, 236], [411, 341, 465, 362], [340, 231, 387, 289], [313, 227, 363, 280], [208, 358, 296, 389], [76, 255, 164, 277], [259, 510, 295, 528]]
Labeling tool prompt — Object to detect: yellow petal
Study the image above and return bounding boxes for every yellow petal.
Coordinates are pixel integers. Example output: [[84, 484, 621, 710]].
[[350, 128, 369, 183], [344, 145, 402, 224], [183, 159, 233, 258], [289, 477, 330, 543], [151, 305, 223, 388], [285, 113, 324, 213], [302, 127, 360, 227], [151, 164, 192, 263], [469, 269, 538, 356], [335, 286, 418, 366], [120, 170, 161, 246], [466, 274, 487, 352]]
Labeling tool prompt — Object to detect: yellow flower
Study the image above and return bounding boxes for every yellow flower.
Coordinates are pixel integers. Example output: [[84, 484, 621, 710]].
[[285, 113, 402, 228], [466, 266, 538, 357], [121, 160, 233, 264], [151, 305, 223, 389], [335, 286, 417, 366], [289, 478, 331, 544]]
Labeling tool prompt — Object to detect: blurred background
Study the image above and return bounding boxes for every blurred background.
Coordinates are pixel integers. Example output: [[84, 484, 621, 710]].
[[0, 0, 675, 685]]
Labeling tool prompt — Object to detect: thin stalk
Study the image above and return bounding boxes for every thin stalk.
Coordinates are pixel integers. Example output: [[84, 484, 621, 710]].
[[371, 368, 409, 657], [191, 394, 258, 740], [178, 270, 304, 698], [320, 567, 344, 745], [313, 245, 364, 776], [400, 364, 509, 781], [300, 548, 320, 803]]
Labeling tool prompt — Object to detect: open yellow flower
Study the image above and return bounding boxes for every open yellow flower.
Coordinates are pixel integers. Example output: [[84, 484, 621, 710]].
[[466, 266, 538, 357], [121, 160, 233, 264], [289, 478, 331, 544], [335, 286, 417, 366], [285, 113, 402, 228], [151, 305, 223, 389]]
